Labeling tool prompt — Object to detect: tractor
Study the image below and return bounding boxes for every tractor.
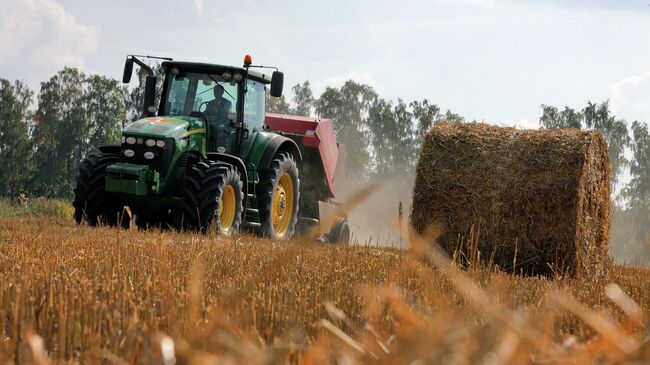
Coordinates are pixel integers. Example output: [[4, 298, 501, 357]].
[[73, 54, 349, 242]]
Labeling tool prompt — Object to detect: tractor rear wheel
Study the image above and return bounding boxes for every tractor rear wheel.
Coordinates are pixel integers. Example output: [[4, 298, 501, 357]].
[[257, 152, 300, 240], [181, 160, 243, 235], [73, 151, 126, 227]]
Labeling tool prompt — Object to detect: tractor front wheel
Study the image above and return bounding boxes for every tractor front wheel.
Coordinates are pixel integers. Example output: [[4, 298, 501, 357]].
[[257, 152, 300, 240], [73, 152, 126, 227], [181, 160, 244, 235]]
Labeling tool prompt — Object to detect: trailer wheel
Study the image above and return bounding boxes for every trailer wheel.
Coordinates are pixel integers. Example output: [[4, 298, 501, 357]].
[[73, 152, 127, 227], [182, 160, 243, 235], [327, 218, 350, 244], [257, 152, 300, 240]]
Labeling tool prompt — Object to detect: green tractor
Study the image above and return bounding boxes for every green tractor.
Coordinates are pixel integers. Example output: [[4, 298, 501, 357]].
[[73, 54, 349, 242]]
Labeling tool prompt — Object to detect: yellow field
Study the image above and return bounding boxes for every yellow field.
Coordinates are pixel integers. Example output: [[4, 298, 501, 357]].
[[1, 216, 650, 364]]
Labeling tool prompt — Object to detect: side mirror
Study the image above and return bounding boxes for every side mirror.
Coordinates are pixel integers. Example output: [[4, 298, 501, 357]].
[[143, 76, 156, 115], [122, 57, 134, 84], [270, 71, 284, 97]]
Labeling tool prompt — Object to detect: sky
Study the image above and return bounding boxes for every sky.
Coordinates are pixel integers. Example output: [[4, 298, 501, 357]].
[[1, 0, 650, 128]]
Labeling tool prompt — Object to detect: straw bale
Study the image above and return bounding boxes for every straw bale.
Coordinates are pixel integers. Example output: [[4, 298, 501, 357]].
[[410, 122, 611, 276]]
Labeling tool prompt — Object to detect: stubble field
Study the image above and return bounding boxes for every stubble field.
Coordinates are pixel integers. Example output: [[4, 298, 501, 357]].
[[1, 212, 650, 364]]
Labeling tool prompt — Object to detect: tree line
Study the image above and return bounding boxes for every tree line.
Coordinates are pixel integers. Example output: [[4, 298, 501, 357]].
[[268, 80, 463, 183], [1, 69, 127, 198], [1, 67, 649, 224], [0, 67, 465, 199]]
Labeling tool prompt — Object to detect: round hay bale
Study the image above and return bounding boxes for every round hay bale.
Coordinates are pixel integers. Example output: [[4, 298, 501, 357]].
[[410, 122, 611, 276]]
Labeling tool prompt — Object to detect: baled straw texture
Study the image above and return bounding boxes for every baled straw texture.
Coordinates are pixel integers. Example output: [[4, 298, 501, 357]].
[[410, 122, 611, 276]]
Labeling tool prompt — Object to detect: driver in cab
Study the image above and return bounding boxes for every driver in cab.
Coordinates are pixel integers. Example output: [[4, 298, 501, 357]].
[[204, 83, 232, 151], [205, 84, 231, 122]]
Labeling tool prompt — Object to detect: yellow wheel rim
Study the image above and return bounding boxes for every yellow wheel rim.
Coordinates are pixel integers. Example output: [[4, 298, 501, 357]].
[[219, 184, 236, 232], [272, 172, 294, 238]]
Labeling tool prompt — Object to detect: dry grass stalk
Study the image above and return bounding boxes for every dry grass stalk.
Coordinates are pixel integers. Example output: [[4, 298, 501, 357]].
[[1, 215, 650, 363]]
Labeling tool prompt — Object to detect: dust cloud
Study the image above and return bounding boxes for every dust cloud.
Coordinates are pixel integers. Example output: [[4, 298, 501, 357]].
[[610, 209, 650, 266], [333, 174, 415, 248]]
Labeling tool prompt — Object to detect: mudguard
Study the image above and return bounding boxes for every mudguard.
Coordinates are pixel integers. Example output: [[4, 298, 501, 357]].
[[206, 152, 249, 207], [259, 136, 302, 170]]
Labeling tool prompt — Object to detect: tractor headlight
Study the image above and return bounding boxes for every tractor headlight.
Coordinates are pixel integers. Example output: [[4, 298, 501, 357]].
[[156, 140, 166, 148], [125, 136, 136, 145], [145, 139, 156, 147], [143, 151, 155, 160], [123, 149, 135, 158]]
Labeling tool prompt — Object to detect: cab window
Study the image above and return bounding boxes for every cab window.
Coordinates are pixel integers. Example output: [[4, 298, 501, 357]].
[[163, 72, 238, 117], [244, 80, 265, 131]]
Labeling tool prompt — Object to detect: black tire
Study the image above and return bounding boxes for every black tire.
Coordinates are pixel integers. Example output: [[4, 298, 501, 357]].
[[135, 212, 169, 230], [73, 152, 127, 227], [181, 160, 243, 235], [327, 218, 350, 244], [257, 152, 300, 240]]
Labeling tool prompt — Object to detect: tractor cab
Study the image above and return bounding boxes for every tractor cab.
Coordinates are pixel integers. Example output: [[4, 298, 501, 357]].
[[156, 61, 274, 156]]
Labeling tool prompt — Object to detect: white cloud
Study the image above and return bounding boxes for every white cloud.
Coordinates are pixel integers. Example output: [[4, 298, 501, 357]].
[[433, 0, 496, 7], [194, 0, 204, 13], [609, 71, 650, 123], [0, 0, 98, 82], [312, 70, 378, 95]]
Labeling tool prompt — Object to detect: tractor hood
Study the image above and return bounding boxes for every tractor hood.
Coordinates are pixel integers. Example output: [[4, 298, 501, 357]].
[[123, 116, 205, 138]]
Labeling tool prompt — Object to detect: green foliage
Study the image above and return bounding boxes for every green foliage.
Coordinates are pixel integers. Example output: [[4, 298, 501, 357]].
[[623, 121, 650, 243], [85, 75, 128, 147], [625, 121, 650, 208], [367, 98, 394, 175], [266, 93, 291, 114], [0, 197, 72, 220], [540, 101, 629, 185], [31, 68, 127, 198], [367, 98, 419, 178], [266, 81, 315, 116], [32, 67, 87, 197], [316, 81, 377, 182], [312, 81, 466, 181], [0, 79, 33, 196], [443, 110, 465, 123], [410, 99, 441, 137], [292, 81, 315, 117], [540, 105, 582, 129], [583, 101, 630, 185]]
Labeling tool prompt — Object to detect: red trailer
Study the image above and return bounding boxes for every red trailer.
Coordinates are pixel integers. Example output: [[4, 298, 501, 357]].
[[265, 113, 349, 242]]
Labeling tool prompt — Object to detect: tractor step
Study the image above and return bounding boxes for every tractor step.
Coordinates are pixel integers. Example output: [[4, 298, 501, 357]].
[[241, 221, 261, 231], [245, 207, 260, 223]]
